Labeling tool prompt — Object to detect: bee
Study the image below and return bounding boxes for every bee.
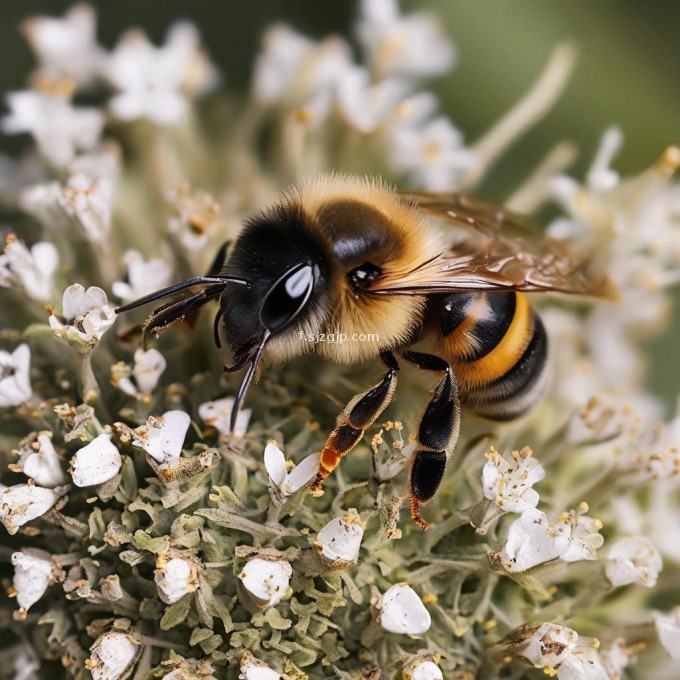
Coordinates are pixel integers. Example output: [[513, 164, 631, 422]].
[[116, 175, 614, 528]]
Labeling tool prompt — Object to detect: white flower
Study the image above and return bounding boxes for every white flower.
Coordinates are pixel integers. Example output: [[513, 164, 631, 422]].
[[495, 505, 604, 573], [315, 509, 364, 567], [0, 484, 59, 535], [18, 171, 115, 245], [496, 508, 558, 572], [11, 549, 54, 612], [410, 663, 441, 680], [549, 128, 622, 228], [547, 506, 605, 564], [166, 184, 221, 252], [375, 583, 431, 635], [48, 284, 116, 348], [392, 91, 439, 126], [550, 136, 680, 298], [263, 441, 319, 501], [112, 250, 173, 303], [356, 0, 455, 80], [1, 90, 103, 168], [336, 66, 408, 133], [252, 24, 350, 114], [199, 397, 251, 438], [21, 4, 105, 86], [557, 649, 614, 680], [113, 348, 167, 400], [511, 625, 610, 680], [585, 126, 623, 194], [0, 235, 59, 302], [58, 173, 114, 243], [239, 652, 282, 680], [69, 434, 122, 487], [482, 447, 545, 513], [0, 344, 32, 408], [131, 410, 190, 464], [389, 116, 476, 190], [513, 623, 578, 670], [605, 536, 662, 588], [403, 657, 443, 680], [61, 285, 113, 330], [106, 23, 216, 126], [654, 608, 680, 660], [154, 555, 199, 605], [18, 180, 68, 230], [107, 30, 184, 125], [238, 557, 292, 609], [600, 639, 633, 680], [15, 432, 67, 487], [615, 415, 680, 484], [70, 144, 121, 184], [568, 394, 645, 445], [87, 630, 139, 680], [161, 21, 219, 97]]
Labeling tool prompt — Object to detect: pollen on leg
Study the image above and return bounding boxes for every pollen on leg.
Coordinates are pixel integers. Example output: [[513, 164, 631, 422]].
[[410, 496, 429, 530]]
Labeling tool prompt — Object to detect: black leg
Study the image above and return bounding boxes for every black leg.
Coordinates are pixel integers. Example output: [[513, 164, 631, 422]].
[[141, 284, 224, 348], [143, 241, 234, 348], [313, 352, 399, 489], [402, 351, 461, 529]]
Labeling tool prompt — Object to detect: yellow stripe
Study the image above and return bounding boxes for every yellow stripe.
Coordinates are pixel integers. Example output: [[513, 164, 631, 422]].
[[438, 294, 489, 359], [452, 292, 533, 389]]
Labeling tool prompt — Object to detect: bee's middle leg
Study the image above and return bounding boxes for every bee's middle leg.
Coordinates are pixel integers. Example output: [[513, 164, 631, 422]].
[[402, 351, 461, 529], [312, 352, 399, 490]]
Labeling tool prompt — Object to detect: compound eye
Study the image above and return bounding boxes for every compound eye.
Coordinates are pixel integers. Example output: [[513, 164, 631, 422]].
[[348, 262, 382, 290], [259, 263, 315, 334]]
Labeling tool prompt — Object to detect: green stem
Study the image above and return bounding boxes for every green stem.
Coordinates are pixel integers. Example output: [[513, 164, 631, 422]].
[[78, 351, 111, 424]]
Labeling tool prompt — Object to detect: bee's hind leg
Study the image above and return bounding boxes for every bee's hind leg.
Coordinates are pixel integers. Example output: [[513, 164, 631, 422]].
[[312, 352, 399, 490], [402, 351, 461, 530]]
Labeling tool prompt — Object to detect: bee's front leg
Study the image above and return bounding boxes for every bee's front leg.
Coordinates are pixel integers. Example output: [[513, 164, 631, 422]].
[[312, 352, 399, 490], [402, 351, 461, 530]]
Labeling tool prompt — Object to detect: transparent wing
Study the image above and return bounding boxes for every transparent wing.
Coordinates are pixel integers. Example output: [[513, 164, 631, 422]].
[[370, 191, 617, 298]]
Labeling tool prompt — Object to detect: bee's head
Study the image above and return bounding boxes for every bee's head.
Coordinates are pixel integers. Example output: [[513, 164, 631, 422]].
[[218, 201, 333, 358], [204, 201, 331, 426], [115, 199, 333, 431]]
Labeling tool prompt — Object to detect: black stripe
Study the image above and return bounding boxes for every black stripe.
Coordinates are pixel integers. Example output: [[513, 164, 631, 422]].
[[464, 292, 517, 362], [466, 313, 548, 420], [440, 292, 476, 336]]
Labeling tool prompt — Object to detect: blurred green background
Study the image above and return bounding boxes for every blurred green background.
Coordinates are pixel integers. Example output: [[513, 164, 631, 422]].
[[0, 0, 678, 406]]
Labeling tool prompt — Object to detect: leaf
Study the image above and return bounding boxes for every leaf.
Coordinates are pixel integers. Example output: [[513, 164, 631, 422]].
[[263, 607, 292, 631], [119, 550, 145, 566], [116, 456, 139, 504], [189, 628, 214, 645], [198, 634, 222, 654], [88, 507, 107, 540], [132, 530, 169, 554], [314, 589, 347, 617], [160, 595, 192, 630]]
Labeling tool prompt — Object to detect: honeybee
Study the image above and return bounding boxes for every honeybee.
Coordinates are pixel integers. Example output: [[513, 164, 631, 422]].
[[116, 175, 614, 528]]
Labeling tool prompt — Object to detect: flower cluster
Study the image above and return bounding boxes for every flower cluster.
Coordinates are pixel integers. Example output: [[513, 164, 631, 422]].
[[0, 1, 678, 679], [251, 0, 473, 190]]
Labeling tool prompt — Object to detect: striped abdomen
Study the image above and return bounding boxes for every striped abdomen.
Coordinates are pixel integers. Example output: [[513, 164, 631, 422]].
[[433, 291, 548, 421]]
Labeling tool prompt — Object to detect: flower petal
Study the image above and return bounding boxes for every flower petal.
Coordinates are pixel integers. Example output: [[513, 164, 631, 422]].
[[70, 434, 122, 487], [377, 584, 431, 635]]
